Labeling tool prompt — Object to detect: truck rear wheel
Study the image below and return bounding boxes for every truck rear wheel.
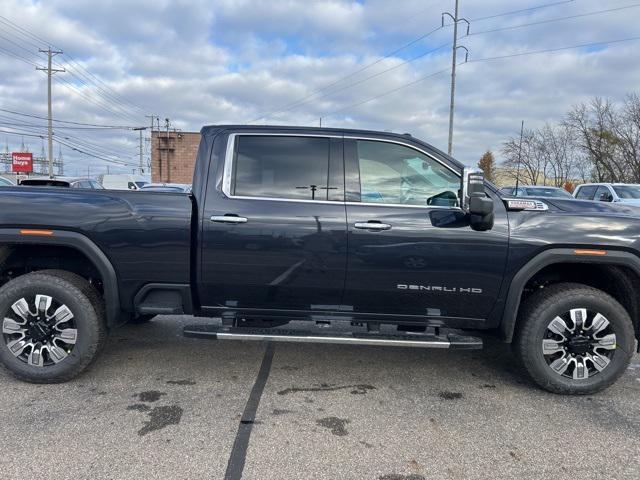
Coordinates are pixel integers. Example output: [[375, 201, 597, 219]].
[[0, 271, 106, 383], [515, 283, 634, 394]]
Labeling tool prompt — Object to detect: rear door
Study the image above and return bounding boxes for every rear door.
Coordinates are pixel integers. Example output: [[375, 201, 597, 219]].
[[575, 185, 597, 200], [199, 133, 347, 313], [342, 137, 509, 322]]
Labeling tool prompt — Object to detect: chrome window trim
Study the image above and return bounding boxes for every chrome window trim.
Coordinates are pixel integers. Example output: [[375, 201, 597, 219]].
[[221, 132, 462, 210]]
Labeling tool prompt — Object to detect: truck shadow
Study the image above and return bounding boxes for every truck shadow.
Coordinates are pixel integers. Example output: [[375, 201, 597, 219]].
[[101, 316, 532, 392]]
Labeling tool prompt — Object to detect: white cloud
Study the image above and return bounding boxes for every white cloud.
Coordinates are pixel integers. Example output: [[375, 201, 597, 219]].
[[0, 0, 639, 176]]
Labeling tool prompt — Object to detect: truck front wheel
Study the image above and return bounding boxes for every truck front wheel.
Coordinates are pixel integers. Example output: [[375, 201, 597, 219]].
[[515, 282, 634, 394], [0, 271, 106, 383]]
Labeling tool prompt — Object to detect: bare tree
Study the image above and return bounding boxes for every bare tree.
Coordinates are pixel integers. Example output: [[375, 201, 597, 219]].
[[501, 129, 542, 185], [564, 98, 624, 182], [613, 93, 640, 182], [537, 123, 581, 187]]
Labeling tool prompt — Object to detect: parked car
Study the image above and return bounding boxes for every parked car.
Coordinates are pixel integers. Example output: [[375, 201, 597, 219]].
[[19, 177, 104, 189], [499, 185, 574, 199], [0, 176, 15, 186], [101, 174, 148, 190], [0, 125, 639, 395], [140, 183, 192, 193], [573, 183, 640, 205]]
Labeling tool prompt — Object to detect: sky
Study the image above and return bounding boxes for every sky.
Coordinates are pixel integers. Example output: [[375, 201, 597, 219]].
[[0, 0, 639, 177]]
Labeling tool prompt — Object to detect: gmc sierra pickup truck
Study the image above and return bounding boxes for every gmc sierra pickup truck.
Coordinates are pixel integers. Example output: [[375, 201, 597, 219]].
[[0, 125, 639, 394]]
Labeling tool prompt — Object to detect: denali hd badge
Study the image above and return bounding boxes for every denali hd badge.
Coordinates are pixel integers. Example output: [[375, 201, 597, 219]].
[[397, 284, 482, 294]]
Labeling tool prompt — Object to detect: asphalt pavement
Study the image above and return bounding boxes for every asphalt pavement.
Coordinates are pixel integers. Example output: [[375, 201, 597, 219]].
[[1, 315, 639, 480]]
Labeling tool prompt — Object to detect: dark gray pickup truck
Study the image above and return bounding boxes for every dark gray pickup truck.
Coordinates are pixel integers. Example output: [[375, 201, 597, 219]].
[[0, 125, 639, 394]]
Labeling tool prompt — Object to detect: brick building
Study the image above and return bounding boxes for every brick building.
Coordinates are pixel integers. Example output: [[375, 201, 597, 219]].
[[151, 131, 201, 183]]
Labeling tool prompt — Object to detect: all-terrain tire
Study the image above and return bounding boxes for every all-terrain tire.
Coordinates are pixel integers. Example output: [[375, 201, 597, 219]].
[[515, 282, 634, 395], [0, 270, 107, 383]]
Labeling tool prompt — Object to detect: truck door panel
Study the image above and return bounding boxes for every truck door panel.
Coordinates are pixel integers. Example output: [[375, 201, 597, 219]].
[[199, 134, 347, 312], [342, 138, 509, 320]]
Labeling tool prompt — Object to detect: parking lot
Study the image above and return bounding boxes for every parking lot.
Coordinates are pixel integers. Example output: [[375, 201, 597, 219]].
[[1, 315, 639, 480]]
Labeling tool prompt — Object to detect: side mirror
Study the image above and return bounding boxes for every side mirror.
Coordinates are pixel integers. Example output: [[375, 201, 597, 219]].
[[461, 168, 494, 231]]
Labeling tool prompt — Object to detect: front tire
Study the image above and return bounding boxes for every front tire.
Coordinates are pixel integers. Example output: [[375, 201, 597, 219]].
[[515, 283, 634, 394], [0, 271, 106, 383]]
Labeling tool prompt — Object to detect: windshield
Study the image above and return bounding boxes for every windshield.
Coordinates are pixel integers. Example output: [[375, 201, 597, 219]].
[[612, 185, 640, 199], [525, 187, 573, 198]]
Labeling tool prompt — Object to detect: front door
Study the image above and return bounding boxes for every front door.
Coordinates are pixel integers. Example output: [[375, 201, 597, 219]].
[[342, 137, 508, 322], [199, 133, 347, 313]]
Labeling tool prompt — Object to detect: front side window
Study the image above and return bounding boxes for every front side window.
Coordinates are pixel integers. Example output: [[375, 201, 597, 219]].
[[594, 186, 612, 202], [232, 136, 331, 201], [356, 140, 460, 207]]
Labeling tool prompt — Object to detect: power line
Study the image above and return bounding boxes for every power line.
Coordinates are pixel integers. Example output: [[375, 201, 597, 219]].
[[248, 24, 448, 123], [0, 15, 148, 119], [0, 45, 38, 66], [0, 127, 138, 167], [248, 0, 577, 124], [324, 35, 640, 121], [324, 67, 451, 118], [62, 53, 149, 114], [470, 3, 640, 36], [469, 0, 577, 22], [468, 35, 640, 63], [0, 122, 138, 160], [255, 41, 452, 122], [0, 108, 139, 128], [0, 41, 141, 122]]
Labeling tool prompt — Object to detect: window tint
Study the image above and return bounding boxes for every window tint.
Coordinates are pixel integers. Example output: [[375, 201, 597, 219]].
[[575, 185, 596, 200], [233, 136, 331, 201], [525, 187, 573, 198], [356, 140, 460, 207], [612, 185, 640, 199], [594, 185, 612, 202]]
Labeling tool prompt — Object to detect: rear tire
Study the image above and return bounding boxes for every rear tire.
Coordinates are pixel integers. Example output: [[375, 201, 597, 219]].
[[515, 283, 634, 394], [0, 271, 106, 383]]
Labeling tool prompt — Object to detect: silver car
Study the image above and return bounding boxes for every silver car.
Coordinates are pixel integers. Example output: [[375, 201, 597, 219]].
[[573, 183, 640, 205]]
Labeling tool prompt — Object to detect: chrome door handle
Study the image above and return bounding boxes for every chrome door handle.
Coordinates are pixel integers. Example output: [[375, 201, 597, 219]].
[[354, 222, 391, 231], [210, 215, 248, 224]]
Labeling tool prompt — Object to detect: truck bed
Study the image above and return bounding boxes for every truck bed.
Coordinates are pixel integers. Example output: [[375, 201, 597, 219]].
[[0, 186, 193, 310]]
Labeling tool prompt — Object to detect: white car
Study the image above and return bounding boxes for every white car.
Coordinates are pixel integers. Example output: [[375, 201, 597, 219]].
[[573, 183, 640, 206], [101, 174, 149, 190]]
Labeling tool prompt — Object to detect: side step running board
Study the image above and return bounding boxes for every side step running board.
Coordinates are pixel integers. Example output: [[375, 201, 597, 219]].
[[183, 325, 482, 350]]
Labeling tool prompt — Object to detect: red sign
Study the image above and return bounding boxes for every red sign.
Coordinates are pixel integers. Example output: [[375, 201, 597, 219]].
[[12, 152, 33, 173]]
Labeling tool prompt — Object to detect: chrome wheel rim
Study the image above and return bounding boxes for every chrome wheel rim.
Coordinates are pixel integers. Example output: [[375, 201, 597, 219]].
[[542, 308, 616, 380], [2, 295, 77, 367]]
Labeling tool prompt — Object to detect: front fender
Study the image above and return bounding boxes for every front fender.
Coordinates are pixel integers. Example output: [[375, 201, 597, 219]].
[[500, 248, 640, 342]]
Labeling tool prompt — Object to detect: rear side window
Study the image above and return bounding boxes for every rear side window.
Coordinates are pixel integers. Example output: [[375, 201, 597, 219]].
[[575, 185, 597, 200], [232, 136, 331, 201]]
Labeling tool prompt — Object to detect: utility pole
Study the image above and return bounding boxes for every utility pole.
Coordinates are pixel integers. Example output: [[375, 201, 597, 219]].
[[514, 120, 525, 195], [36, 47, 65, 178], [133, 127, 146, 174], [442, 1, 469, 156]]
